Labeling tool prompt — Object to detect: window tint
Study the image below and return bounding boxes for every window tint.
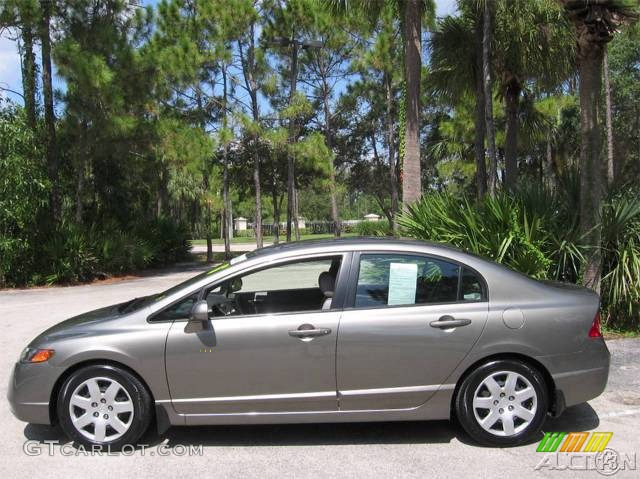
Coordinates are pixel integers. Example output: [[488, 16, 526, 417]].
[[238, 260, 332, 293], [461, 267, 485, 301], [151, 293, 199, 322], [204, 256, 342, 318], [355, 254, 460, 308]]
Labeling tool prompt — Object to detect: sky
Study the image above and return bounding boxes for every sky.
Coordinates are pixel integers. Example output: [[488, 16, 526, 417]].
[[0, 0, 458, 105]]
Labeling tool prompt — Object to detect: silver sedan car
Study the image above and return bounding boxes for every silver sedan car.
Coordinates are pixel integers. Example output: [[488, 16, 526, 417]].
[[9, 238, 609, 448]]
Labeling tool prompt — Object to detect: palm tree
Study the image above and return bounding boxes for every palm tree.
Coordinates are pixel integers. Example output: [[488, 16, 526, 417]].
[[329, 0, 435, 208], [40, 0, 60, 222], [560, 0, 638, 291], [401, 0, 426, 206], [1, 0, 40, 130], [494, 0, 573, 191], [603, 45, 615, 185], [430, 11, 488, 198], [482, 0, 498, 195]]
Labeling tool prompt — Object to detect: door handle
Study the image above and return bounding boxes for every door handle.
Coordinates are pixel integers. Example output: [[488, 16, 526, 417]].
[[430, 315, 472, 329], [288, 324, 332, 338]]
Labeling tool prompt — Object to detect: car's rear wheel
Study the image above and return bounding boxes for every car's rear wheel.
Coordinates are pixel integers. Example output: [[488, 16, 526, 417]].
[[57, 364, 152, 449], [454, 359, 548, 446]]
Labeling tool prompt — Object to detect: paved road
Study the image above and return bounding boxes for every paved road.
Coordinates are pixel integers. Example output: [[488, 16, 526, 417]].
[[1, 268, 639, 478]]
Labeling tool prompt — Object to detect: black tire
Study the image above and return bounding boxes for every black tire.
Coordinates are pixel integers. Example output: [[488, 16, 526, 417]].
[[454, 359, 548, 447], [57, 364, 153, 450]]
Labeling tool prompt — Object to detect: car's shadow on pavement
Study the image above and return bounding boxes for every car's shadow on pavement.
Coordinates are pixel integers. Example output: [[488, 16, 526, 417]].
[[543, 402, 600, 432], [160, 420, 456, 447], [22, 402, 600, 449], [455, 402, 601, 448]]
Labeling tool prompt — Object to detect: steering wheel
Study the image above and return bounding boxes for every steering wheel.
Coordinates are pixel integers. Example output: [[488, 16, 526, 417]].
[[207, 294, 237, 317]]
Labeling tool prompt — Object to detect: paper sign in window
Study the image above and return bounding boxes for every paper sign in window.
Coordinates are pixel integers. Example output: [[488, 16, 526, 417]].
[[387, 262, 418, 305]]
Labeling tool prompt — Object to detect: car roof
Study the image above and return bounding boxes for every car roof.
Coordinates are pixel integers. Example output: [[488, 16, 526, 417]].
[[247, 236, 476, 259]]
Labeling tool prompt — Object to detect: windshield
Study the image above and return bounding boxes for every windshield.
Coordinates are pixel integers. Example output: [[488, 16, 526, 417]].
[[120, 255, 249, 314]]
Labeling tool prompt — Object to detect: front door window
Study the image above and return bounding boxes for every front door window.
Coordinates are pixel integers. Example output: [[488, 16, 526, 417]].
[[204, 256, 342, 317]]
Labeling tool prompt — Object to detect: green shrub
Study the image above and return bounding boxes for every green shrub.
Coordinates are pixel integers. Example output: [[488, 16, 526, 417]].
[[356, 220, 390, 236], [234, 230, 254, 238], [600, 190, 640, 327], [0, 236, 34, 287], [0, 105, 49, 287], [400, 185, 640, 329], [136, 217, 190, 265], [399, 191, 580, 279], [41, 223, 97, 284], [90, 225, 154, 273]]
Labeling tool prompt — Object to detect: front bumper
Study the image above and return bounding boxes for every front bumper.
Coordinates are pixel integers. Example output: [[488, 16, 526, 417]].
[[8, 361, 59, 425]]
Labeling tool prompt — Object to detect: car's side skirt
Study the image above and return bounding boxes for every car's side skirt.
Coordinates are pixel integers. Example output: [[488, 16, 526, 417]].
[[157, 388, 455, 426]]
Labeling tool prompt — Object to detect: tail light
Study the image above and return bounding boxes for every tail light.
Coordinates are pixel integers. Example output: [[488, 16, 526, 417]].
[[588, 311, 602, 338]]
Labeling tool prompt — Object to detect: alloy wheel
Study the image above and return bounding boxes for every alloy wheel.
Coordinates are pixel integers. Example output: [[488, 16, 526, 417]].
[[68, 376, 134, 443], [472, 370, 537, 437]]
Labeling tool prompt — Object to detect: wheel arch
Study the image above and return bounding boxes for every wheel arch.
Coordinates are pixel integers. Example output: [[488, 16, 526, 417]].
[[49, 359, 156, 426], [450, 352, 557, 418]]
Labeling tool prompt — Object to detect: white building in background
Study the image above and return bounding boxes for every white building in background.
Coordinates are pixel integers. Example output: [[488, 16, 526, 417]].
[[234, 217, 247, 231]]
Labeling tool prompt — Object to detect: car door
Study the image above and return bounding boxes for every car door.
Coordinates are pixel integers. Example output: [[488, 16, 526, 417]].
[[336, 252, 488, 410], [163, 253, 350, 415]]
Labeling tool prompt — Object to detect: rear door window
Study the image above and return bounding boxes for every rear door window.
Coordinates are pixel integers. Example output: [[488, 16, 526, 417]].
[[355, 254, 461, 308]]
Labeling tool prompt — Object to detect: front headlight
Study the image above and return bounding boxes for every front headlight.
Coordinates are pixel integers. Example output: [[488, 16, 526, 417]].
[[20, 348, 55, 363]]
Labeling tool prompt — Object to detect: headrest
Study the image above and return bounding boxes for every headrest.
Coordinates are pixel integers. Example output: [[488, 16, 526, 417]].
[[318, 271, 335, 297]]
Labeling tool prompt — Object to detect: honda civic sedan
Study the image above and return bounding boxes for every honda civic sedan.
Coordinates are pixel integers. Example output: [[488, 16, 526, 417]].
[[9, 238, 609, 448]]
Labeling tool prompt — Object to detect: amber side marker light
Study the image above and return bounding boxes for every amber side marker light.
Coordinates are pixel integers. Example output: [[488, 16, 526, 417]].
[[588, 312, 602, 338], [22, 348, 55, 363]]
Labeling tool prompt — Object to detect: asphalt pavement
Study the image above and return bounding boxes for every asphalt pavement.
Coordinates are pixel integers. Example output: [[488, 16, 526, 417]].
[[1, 266, 639, 478]]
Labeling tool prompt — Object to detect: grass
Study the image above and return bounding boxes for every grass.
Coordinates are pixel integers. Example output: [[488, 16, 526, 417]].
[[190, 232, 358, 245], [602, 324, 640, 339]]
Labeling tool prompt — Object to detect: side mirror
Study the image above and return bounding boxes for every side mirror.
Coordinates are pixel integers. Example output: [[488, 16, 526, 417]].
[[189, 300, 209, 322]]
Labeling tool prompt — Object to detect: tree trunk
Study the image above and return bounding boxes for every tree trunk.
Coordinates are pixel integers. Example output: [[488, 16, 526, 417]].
[[195, 87, 213, 263], [239, 27, 263, 249], [75, 121, 88, 223], [545, 134, 557, 190], [483, 2, 498, 195], [322, 79, 341, 238], [253, 149, 263, 248], [272, 186, 280, 245], [577, 44, 604, 292], [75, 161, 84, 223], [385, 72, 399, 233], [20, 23, 37, 131], [40, 0, 60, 222], [286, 41, 299, 242], [157, 164, 169, 218], [603, 46, 614, 187], [474, 15, 487, 199], [293, 187, 300, 241], [222, 66, 231, 260], [504, 80, 520, 191], [401, 0, 422, 207]]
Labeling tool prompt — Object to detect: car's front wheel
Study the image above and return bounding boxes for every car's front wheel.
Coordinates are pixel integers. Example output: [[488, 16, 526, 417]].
[[57, 364, 152, 449], [454, 359, 548, 446]]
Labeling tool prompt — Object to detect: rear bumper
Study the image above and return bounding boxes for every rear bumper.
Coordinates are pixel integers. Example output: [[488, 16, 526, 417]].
[[539, 338, 610, 409], [8, 362, 56, 425]]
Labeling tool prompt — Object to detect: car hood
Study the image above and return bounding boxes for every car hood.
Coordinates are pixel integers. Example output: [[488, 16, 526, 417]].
[[30, 301, 130, 345]]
